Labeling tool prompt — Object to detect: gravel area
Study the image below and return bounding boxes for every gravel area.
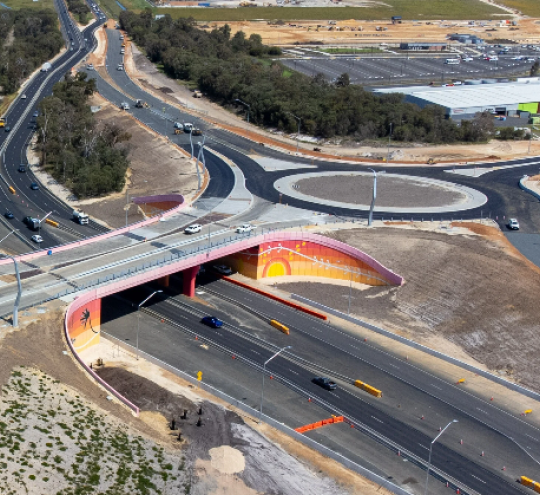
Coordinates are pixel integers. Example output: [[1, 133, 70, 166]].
[[296, 175, 466, 208]]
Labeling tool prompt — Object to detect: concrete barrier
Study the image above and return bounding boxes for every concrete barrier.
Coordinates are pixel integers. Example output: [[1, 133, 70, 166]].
[[520, 176, 540, 201]]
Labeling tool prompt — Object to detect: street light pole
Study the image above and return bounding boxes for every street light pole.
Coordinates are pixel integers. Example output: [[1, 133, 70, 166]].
[[425, 420, 458, 495], [367, 168, 377, 227], [287, 112, 302, 154], [259, 345, 292, 423], [1, 254, 22, 328], [235, 99, 251, 124], [386, 122, 393, 163], [136, 290, 163, 360]]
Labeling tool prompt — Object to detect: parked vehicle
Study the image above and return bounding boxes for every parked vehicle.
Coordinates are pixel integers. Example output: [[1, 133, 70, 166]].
[[120, 102, 130, 110], [183, 123, 193, 133], [312, 377, 337, 391], [507, 218, 520, 230], [445, 58, 460, 65], [73, 210, 89, 225], [201, 316, 223, 328], [173, 122, 184, 131], [192, 128, 202, 136], [184, 224, 202, 234]]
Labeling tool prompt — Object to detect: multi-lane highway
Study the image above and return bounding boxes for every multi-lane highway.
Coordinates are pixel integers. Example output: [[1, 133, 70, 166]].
[[102, 280, 540, 495]]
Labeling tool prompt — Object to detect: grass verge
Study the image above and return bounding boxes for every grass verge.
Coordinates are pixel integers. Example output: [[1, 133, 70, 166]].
[[0, 0, 54, 8], [155, 0, 507, 22], [497, 0, 540, 17]]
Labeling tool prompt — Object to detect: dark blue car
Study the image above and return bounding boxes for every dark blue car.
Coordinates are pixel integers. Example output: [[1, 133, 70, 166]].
[[201, 316, 223, 328]]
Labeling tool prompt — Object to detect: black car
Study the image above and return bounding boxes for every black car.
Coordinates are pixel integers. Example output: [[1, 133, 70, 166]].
[[4, 211, 14, 220], [30, 183, 39, 190], [312, 377, 337, 391], [4, 126, 10, 132], [213, 265, 233, 276], [201, 316, 223, 328], [18, 164, 26, 173]]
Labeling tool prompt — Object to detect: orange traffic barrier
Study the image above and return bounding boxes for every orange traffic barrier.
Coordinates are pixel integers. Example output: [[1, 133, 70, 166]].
[[8, 186, 15, 194], [221, 276, 328, 320], [295, 416, 344, 433], [45, 218, 59, 227], [270, 319, 289, 335]]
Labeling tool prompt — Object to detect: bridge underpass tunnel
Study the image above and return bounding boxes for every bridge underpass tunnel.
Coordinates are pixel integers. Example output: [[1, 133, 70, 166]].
[[215, 240, 398, 286]]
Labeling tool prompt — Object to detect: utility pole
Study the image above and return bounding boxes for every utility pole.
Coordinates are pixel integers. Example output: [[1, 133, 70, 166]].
[[259, 346, 292, 423], [386, 123, 393, 163], [367, 168, 377, 227], [287, 112, 301, 154], [235, 99, 251, 124]]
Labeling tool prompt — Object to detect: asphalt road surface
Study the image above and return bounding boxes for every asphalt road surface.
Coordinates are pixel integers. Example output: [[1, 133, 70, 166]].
[[102, 282, 537, 495]]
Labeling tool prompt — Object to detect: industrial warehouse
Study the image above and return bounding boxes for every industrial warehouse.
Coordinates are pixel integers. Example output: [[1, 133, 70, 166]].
[[374, 78, 540, 120]]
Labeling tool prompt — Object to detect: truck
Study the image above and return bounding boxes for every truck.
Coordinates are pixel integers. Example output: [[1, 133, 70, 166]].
[[0, 117, 5, 128], [135, 99, 147, 108], [41, 62, 52, 72], [73, 210, 89, 225], [24, 216, 40, 230]]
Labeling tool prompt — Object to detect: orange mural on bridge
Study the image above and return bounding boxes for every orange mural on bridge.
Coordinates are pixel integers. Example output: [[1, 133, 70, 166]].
[[222, 240, 394, 286], [67, 298, 101, 352]]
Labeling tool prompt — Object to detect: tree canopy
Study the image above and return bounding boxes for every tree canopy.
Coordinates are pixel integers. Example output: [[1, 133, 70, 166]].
[[120, 9, 493, 144], [37, 73, 131, 198], [0, 9, 64, 95]]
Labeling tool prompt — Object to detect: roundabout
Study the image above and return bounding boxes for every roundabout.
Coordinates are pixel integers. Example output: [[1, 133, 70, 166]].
[[274, 171, 488, 214]]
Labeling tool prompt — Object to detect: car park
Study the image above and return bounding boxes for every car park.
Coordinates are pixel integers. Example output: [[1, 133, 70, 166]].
[[18, 164, 26, 173], [213, 265, 233, 276], [312, 377, 337, 391], [507, 218, 520, 230], [31, 235, 43, 244], [30, 182, 39, 190], [201, 316, 224, 328], [184, 224, 202, 234], [236, 223, 254, 234], [4, 211, 14, 220]]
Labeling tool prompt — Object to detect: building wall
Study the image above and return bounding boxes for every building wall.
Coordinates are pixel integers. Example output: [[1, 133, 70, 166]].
[[221, 240, 397, 286], [67, 298, 101, 352], [519, 102, 540, 113]]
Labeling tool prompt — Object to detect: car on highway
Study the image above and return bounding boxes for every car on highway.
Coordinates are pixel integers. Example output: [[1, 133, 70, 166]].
[[31, 234, 43, 244], [312, 377, 337, 391], [236, 223, 254, 234], [18, 164, 26, 173], [526, 57, 536, 62], [4, 126, 10, 132], [120, 102, 130, 111], [30, 182, 39, 190], [201, 316, 223, 328], [4, 211, 14, 220], [461, 57, 473, 62], [184, 224, 202, 234], [213, 265, 233, 276], [117, 65, 124, 71], [21, 94, 27, 100], [507, 218, 520, 230], [33, 110, 39, 118]]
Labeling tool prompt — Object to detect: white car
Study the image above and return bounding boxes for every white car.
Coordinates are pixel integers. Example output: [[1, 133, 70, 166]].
[[236, 223, 254, 234], [184, 224, 202, 234], [120, 102, 130, 110], [462, 57, 473, 62], [21, 94, 27, 99], [507, 218, 520, 230], [31, 235, 43, 244]]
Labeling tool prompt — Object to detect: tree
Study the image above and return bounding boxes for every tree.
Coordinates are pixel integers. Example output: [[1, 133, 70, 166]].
[[336, 73, 350, 87], [531, 60, 540, 77]]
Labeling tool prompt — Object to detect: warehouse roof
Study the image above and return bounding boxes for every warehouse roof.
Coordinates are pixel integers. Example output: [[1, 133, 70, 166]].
[[374, 79, 540, 109]]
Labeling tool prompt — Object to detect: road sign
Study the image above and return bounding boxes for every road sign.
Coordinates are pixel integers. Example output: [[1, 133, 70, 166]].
[[197, 371, 202, 381]]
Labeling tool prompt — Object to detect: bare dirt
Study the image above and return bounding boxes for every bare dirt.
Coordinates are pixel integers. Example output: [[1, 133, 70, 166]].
[[202, 17, 540, 45], [272, 223, 540, 392], [296, 174, 466, 207]]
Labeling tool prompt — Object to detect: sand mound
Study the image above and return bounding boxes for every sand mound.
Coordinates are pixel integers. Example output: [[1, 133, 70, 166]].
[[209, 445, 245, 474]]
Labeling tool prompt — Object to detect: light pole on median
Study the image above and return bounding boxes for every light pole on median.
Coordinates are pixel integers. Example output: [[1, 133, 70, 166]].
[[367, 168, 377, 227], [136, 290, 163, 360], [235, 99, 251, 124], [1, 253, 22, 328], [425, 420, 458, 495], [259, 345, 292, 423], [287, 112, 302, 154]]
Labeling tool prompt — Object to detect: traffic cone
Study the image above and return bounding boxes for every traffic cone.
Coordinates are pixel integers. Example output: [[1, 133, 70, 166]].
[[308, 398, 311, 402], [460, 439, 463, 445], [397, 450, 401, 457], [481, 451, 484, 457], [421, 415, 424, 420]]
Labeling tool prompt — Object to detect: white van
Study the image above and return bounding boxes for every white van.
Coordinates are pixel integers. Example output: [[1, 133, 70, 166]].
[[445, 58, 460, 65], [173, 122, 184, 131]]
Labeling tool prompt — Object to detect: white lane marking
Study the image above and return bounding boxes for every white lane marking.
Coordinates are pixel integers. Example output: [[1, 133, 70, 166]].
[[251, 350, 260, 355], [418, 444, 429, 450], [371, 415, 384, 424], [288, 369, 299, 375], [526, 434, 539, 442], [431, 384, 442, 390], [470, 474, 486, 484], [388, 363, 400, 369], [476, 408, 488, 414]]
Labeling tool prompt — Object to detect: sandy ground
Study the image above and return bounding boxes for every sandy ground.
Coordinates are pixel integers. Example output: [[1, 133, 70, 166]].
[[121, 29, 540, 163], [259, 221, 540, 394], [200, 17, 540, 46], [525, 174, 540, 195], [28, 92, 199, 229], [296, 174, 465, 207], [80, 336, 392, 495]]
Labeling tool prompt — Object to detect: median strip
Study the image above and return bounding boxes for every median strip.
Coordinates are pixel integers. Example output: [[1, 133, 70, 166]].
[[221, 276, 328, 320]]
